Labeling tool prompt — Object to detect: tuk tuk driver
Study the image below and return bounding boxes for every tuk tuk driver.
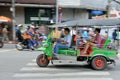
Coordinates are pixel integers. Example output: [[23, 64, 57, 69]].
[[82, 28, 102, 54], [53, 28, 72, 57]]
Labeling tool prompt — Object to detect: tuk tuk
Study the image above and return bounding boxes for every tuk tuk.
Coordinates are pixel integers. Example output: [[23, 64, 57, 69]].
[[36, 18, 119, 70]]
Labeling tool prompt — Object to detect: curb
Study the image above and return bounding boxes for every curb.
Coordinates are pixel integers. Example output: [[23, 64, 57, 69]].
[[4, 41, 16, 44]]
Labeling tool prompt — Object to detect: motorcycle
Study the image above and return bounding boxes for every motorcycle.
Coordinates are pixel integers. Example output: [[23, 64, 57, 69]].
[[16, 39, 30, 51], [16, 39, 39, 51]]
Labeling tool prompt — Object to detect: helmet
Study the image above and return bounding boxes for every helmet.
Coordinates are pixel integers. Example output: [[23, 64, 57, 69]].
[[31, 25, 35, 28], [18, 24, 23, 27]]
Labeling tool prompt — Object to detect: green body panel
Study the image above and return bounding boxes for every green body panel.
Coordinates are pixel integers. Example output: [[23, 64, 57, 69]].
[[89, 39, 117, 59], [38, 31, 117, 60], [38, 43, 53, 57], [37, 31, 53, 57], [38, 47, 46, 51], [58, 49, 76, 56], [90, 49, 117, 60]]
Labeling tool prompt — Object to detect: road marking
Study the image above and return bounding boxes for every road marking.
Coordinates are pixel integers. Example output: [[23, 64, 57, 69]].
[[0, 49, 16, 52], [26, 63, 37, 66], [14, 72, 110, 77], [20, 67, 67, 71], [32, 59, 36, 62], [26, 62, 52, 66], [13, 59, 112, 80], [21, 78, 113, 80]]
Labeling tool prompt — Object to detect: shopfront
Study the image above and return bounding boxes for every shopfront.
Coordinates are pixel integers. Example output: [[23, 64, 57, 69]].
[[24, 7, 52, 25]]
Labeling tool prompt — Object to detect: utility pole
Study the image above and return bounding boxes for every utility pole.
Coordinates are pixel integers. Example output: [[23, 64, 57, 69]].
[[106, 0, 112, 38], [56, 0, 59, 24], [12, 0, 16, 40], [107, 0, 112, 18]]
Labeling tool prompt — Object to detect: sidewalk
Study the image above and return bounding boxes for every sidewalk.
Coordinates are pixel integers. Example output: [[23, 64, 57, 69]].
[[4, 41, 16, 44]]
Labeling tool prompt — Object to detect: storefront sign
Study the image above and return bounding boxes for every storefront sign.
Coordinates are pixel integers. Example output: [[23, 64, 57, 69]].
[[58, 0, 81, 7], [30, 17, 49, 21]]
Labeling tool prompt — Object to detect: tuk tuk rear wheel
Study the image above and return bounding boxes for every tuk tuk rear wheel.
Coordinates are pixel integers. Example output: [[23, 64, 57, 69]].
[[36, 54, 49, 67], [91, 56, 107, 70]]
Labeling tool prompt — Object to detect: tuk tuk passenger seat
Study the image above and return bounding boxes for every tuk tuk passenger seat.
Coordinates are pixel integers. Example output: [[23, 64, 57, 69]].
[[92, 39, 111, 50], [103, 39, 111, 49]]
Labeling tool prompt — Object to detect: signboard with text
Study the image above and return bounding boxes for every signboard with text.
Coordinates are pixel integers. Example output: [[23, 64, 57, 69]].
[[58, 0, 108, 10], [58, 0, 81, 8]]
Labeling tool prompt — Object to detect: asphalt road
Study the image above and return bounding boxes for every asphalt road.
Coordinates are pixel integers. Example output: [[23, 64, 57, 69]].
[[0, 44, 120, 80]]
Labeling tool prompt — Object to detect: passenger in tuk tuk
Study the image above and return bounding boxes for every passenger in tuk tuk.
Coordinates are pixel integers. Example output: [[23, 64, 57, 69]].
[[53, 28, 72, 57], [82, 28, 104, 54]]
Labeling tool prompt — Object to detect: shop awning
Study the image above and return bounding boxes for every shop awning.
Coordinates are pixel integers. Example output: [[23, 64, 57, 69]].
[[0, 16, 12, 22], [0, 20, 8, 22]]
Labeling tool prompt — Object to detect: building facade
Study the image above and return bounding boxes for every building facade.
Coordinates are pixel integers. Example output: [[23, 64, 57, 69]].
[[0, 0, 92, 25], [1, 0, 119, 40], [0, 0, 119, 25]]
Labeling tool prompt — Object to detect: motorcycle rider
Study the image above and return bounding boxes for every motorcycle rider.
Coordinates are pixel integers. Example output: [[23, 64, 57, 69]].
[[23, 26, 35, 50], [16, 24, 24, 44]]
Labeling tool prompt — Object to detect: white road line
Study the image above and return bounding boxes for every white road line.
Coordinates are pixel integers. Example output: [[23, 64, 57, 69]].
[[26, 62, 52, 66], [20, 67, 67, 71], [32, 59, 36, 62], [14, 72, 110, 77], [0, 49, 16, 52], [26, 63, 37, 66], [21, 78, 113, 80]]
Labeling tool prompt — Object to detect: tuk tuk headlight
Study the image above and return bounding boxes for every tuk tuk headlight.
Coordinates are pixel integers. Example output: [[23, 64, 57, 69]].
[[42, 44, 49, 47]]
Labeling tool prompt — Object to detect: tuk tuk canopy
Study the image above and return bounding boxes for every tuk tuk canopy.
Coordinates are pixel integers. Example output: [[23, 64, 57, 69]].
[[48, 18, 120, 28]]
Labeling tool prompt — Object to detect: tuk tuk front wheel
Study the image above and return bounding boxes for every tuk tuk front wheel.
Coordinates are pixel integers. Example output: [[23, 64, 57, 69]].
[[91, 56, 107, 70], [36, 54, 49, 67]]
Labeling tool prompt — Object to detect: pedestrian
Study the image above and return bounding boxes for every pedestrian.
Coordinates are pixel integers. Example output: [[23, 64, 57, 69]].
[[2, 25, 9, 43], [117, 30, 120, 46], [112, 30, 117, 42], [0, 25, 2, 36], [112, 29, 118, 49]]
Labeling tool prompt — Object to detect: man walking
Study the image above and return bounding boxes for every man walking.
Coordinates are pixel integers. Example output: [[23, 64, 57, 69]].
[[2, 25, 9, 43], [112, 30, 118, 49]]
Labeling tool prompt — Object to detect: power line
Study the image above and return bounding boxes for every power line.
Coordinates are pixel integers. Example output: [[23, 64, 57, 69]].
[[112, 0, 120, 5]]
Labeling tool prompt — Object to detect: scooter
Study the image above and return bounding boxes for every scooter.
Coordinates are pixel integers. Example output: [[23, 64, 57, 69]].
[[16, 39, 30, 51], [16, 39, 39, 51]]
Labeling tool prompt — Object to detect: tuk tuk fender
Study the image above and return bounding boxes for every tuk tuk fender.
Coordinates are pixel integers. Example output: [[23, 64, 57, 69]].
[[37, 49, 52, 60], [90, 54, 108, 60], [89, 54, 116, 63], [37, 47, 46, 51]]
